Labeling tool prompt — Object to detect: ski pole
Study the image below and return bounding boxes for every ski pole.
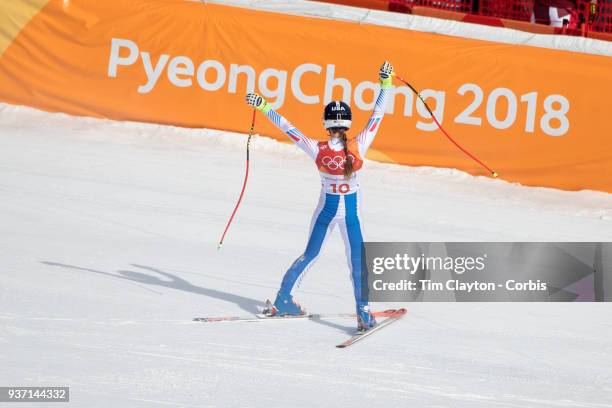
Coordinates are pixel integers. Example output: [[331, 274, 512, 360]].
[[217, 109, 257, 250], [393, 73, 498, 178]]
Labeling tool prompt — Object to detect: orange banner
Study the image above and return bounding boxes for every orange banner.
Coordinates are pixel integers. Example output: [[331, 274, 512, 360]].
[[1, 0, 611, 192]]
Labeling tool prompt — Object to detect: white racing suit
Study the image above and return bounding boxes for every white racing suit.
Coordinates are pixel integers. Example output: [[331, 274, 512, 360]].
[[265, 87, 391, 305]]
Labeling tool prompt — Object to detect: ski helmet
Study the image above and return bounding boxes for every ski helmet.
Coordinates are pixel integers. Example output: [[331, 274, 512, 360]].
[[323, 101, 352, 130]]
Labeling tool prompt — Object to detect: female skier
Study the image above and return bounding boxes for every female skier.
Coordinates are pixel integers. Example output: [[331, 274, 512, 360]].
[[245, 61, 393, 331]]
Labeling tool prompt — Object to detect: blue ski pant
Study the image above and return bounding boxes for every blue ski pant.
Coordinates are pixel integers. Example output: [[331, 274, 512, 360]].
[[279, 190, 366, 304]]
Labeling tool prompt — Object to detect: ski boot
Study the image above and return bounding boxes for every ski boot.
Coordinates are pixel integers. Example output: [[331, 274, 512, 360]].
[[262, 292, 305, 317], [356, 303, 376, 331]]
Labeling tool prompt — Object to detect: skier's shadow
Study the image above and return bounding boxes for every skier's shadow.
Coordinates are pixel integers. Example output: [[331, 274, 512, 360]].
[[41, 261, 357, 335], [310, 318, 355, 335], [40, 261, 264, 315]]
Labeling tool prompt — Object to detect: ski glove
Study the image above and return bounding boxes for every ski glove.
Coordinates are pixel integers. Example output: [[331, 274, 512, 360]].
[[246, 92, 271, 113], [379, 61, 394, 89]]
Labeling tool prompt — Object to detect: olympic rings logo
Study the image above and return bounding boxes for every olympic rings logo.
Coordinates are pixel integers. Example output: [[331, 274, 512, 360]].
[[321, 154, 354, 171]]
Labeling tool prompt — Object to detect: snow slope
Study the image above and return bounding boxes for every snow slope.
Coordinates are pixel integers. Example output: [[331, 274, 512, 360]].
[[1, 103, 611, 407]]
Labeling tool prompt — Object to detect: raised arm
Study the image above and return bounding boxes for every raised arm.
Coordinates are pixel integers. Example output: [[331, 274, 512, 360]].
[[356, 61, 394, 156], [246, 93, 318, 160]]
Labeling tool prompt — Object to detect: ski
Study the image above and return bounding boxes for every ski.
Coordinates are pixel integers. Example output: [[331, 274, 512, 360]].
[[193, 313, 349, 323], [193, 309, 400, 323], [335, 308, 407, 348]]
